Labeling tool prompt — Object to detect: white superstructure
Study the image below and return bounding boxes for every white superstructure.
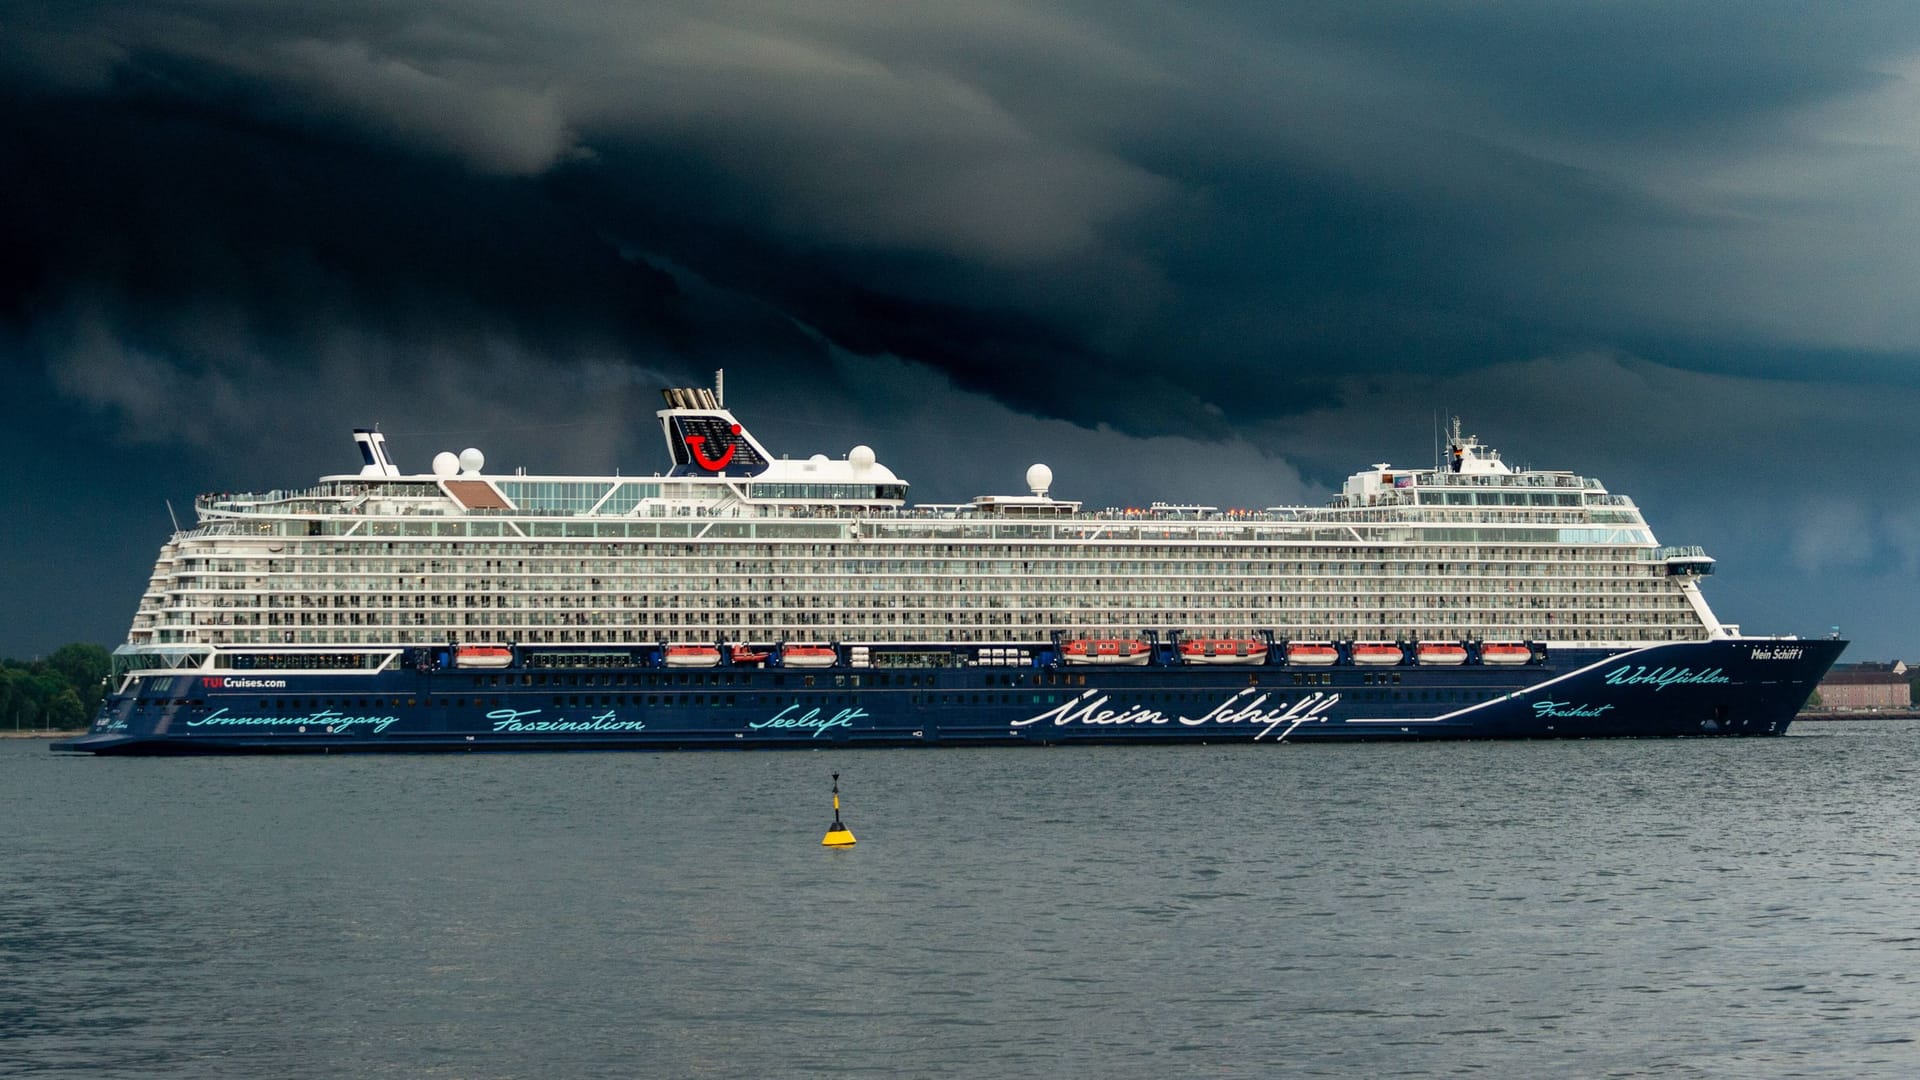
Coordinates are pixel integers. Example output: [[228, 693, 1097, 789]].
[[125, 381, 1722, 656]]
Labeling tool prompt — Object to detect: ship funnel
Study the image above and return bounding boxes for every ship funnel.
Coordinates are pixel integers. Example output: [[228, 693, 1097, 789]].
[[657, 384, 776, 477], [353, 429, 401, 478]]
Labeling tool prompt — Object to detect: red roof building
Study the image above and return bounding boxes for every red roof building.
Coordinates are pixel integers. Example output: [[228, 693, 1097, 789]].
[[1816, 662, 1913, 711]]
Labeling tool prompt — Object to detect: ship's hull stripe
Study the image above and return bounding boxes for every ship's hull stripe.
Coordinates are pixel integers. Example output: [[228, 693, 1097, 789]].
[[54, 639, 1844, 754]]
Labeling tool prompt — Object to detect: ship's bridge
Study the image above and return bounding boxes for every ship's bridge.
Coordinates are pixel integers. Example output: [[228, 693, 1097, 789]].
[[1338, 422, 1591, 506]]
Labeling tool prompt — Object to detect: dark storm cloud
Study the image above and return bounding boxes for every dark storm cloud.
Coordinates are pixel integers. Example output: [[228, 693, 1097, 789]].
[[11, 1, 1919, 444], [4, 2, 1920, 655]]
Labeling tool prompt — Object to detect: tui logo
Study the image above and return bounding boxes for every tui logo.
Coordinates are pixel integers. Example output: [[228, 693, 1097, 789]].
[[685, 424, 741, 470]]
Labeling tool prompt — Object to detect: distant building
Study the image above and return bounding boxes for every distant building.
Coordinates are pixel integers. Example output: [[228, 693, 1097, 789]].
[[1816, 661, 1913, 711]]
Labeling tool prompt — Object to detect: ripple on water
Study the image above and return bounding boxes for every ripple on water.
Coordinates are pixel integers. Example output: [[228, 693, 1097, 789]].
[[4, 725, 1920, 1077]]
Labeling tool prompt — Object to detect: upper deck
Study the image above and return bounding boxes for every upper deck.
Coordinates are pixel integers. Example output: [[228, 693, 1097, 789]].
[[193, 382, 1650, 548], [124, 379, 1720, 655]]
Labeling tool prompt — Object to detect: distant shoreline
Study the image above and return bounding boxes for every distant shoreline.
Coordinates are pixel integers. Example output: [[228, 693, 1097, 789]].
[[0, 731, 84, 740]]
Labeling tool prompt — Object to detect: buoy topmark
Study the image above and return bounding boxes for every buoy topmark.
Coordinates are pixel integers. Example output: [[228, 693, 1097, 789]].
[[822, 771, 856, 847]]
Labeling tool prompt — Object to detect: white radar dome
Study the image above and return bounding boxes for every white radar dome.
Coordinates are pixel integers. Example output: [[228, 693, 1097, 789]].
[[1026, 463, 1053, 497], [459, 447, 485, 474], [848, 445, 876, 470], [432, 451, 460, 478], [807, 453, 829, 471]]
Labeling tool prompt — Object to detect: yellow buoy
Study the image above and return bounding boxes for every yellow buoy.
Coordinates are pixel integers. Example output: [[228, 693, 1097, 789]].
[[821, 771, 856, 846]]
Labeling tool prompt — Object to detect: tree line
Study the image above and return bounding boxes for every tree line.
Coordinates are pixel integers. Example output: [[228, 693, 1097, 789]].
[[2, 644, 111, 732]]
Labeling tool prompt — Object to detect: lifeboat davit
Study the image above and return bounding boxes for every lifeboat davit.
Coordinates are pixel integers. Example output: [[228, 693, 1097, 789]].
[[781, 644, 837, 669], [1351, 642, 1404, 666], [1415, 642, 1468, 666], [1284, 642, 1339, 666], [1179, 637, 1268, 665], [730, 645, 771, 665], [1061, 638, 1151, 665], [453, 645, 513, 669], [664, 645, 722, 668], [1480, 642, 1533, 666]]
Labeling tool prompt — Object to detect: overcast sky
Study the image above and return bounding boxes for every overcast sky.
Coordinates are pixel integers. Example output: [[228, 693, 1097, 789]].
[[4, 2, 1917, 659]]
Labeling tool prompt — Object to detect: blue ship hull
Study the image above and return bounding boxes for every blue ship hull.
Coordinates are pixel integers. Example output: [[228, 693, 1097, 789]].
[[55, 639, 1844, 754]]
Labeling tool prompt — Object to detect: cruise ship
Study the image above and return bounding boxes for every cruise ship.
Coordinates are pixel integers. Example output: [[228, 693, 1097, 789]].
[[57, 374, 1844, 753]]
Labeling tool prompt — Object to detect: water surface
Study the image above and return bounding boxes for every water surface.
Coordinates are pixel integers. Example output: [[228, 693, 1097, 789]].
[[4, 724, 1918, 1078]]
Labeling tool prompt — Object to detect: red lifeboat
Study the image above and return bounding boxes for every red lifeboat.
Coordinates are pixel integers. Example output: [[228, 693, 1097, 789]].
[[1284, 642, 1339, 666], [1351, 642, 1404, 666], [781, 644, 837, 669], [1179, 637, 1269, 665], [1415, 642, 1468, 666], [452, 645, 513, 669], [1480, 642, 1533, 666], [664, 645, 722, 668], [1061, 638, 1151, 666], [730, 645, 771, 665]]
